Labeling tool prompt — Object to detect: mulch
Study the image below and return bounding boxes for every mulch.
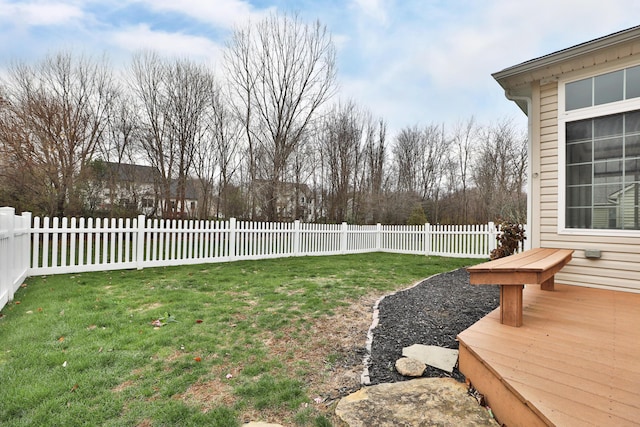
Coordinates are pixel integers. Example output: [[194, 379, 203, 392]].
[[366, 268, 500, 385]]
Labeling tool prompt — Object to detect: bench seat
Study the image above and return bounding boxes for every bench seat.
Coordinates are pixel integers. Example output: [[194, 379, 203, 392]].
[[467, 248, 573, 327]]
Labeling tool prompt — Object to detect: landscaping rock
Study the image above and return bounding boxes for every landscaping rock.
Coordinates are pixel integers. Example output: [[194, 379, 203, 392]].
[[335, 377, 498, 426], [402, 344, 459, 373], [394, 357, 426, 377]]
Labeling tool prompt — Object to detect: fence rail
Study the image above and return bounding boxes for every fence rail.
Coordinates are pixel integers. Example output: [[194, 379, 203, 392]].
[[0, 208, 527, 311]]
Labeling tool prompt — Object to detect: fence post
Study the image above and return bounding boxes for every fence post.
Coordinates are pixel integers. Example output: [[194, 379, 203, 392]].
[[425, 223, 431, 256], [375, 223, 381, 251], [229, 218, 237, 260], [487, 221, 496, 256], [0, 207, 16, 301], [136, 215, 145, 270], [340, 222, 348, 254], [21, 212, 32, 277], [293, 220, 300, 256]]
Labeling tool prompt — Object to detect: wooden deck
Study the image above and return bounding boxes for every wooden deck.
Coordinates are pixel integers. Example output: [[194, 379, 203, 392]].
[[457, 283, 640, 426]]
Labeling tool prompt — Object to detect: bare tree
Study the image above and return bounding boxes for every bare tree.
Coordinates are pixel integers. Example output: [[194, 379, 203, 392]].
[[0, 52, 115, 216], [319, 101, 367, 222], [192, 85, 243, 219], [224, 12, 337, 221], [363, 118, 387, 223], [473, 118, 527, 222], [450, 117, 477, 223], [130, 52, 213, 218]]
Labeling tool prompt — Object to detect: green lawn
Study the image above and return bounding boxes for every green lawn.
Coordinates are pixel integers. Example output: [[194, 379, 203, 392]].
[[0, 253, 480, 426]]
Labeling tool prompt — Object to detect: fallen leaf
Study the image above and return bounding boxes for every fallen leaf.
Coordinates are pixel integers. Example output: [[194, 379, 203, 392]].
[[14, 301, 20, 305], [70, 384, 79, 392], [58, 336, 65, 342], [193, 357, 201, 362], [37, 308, 43, 312], [20, 283, 27, 288], [195, 319, 203, 324], [62, 361, 67, 368]]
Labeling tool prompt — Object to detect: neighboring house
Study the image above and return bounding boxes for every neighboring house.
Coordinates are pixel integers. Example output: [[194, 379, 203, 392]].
[[493, 25, 640, 292], [251, 180, 315, 222], [167, 179, 199, 219], [94, 161, 161, 217], [92, 162, 199, 218]]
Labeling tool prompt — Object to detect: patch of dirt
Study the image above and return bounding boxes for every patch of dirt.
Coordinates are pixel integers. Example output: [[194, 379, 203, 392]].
[[176, 378, 237, 412], [112, 380, 135, 393]]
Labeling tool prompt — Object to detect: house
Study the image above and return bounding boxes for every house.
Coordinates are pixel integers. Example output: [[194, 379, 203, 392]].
[[89, 161, 199, 218], [493, 25, 640, 293], [456, 26, 640, 427], [251, 180, 315, 222], [89, 161, 161, 217]]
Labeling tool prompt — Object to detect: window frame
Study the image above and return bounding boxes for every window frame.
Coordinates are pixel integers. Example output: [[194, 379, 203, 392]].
[[558, 62, 640, 237]]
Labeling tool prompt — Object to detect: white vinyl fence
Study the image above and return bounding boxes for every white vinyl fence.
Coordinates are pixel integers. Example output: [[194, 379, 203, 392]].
[[1, 208, 527, 311], [0, 208, 31, 310]]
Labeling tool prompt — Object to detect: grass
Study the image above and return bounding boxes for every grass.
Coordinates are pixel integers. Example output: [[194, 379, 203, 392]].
[[0, 253, 480, 426]]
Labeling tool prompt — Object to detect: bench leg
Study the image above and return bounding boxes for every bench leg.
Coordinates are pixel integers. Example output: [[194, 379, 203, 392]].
[[500, 285, 523, 327], [541, 276, 554, 291]]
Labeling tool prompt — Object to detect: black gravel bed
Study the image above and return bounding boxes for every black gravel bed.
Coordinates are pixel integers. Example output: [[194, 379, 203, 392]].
[[367, 268, 500, 385]]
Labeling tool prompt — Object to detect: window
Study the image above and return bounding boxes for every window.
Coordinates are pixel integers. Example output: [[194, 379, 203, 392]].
[[561, 64, 640, 231], [565, 65, 640, 111]]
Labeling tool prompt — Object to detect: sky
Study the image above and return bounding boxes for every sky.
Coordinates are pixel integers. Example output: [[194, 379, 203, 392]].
[[2, 0, 640, 136]]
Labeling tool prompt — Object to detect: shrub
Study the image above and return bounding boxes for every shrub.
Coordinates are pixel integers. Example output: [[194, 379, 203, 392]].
[[490, 219, 526, 260]]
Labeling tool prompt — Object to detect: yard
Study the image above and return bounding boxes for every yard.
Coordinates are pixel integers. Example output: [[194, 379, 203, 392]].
[[0, 253, 478, 426]]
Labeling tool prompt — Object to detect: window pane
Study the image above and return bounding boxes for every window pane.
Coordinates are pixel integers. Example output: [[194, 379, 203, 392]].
[[594, 161, 623, 185], [567, 164, 592, 185], [626, 158, 640, 178], [626, 65, 640, 99], [567, 142, 592, 163], [594, 70, 624, 105], [593, 183, 623, 205], [566, 119, 592, 142], [594, 114, 623, 137], [593, 207, 618, 229], [567, 186, 592, 206], [594, 138, 623, 160], [566, 207, 591, 228], [566, 78, 592, 110], [625, 135, 640, 157], [625, 110, 640, 134]]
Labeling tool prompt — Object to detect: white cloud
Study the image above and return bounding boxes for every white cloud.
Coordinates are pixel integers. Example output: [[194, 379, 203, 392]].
[[350, 0, 388, 25], [132, 0, 269, 29], [110, 24, 224, 62], [0, 0, 84, 26]]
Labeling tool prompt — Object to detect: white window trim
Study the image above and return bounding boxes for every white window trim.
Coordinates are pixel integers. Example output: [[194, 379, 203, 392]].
[[558, 66, 640, 237]]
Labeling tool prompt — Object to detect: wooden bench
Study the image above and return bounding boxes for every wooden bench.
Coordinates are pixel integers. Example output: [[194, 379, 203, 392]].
[[466, 248, 574, 327]]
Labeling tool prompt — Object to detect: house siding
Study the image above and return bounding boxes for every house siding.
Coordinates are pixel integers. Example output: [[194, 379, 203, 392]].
[[534, 76, 640, 292]]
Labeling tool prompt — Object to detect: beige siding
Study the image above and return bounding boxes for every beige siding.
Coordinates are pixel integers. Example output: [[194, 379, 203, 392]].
[[533, 80, 640, 292]]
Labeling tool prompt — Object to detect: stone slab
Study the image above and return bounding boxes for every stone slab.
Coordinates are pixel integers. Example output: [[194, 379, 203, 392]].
[[402, 344, 458, 373], [335, 377, 498, 426]]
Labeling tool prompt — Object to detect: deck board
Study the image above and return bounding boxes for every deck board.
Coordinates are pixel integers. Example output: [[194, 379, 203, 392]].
[[458, 284, 640, 426]]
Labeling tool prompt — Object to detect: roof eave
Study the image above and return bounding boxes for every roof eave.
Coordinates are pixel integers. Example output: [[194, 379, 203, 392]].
[[493, 25, 640, 88]]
